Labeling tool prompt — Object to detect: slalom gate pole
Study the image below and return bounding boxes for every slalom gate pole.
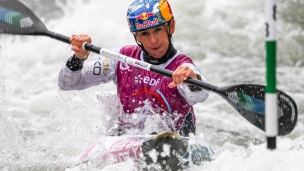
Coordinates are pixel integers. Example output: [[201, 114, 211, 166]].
[[265, 0, 277, 150]]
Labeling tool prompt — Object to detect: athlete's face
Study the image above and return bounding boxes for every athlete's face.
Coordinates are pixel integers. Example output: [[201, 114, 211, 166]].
[[135, 19, 175, 58]]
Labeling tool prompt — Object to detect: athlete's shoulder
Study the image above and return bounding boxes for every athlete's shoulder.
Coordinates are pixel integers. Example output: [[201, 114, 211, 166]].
[[120, 45, 141, 55], [174, 51, 194, 65]]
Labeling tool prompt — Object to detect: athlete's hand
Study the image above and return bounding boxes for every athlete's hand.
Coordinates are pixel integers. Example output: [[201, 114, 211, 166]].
[[70, 34, 92, 60], [168, 66, 198, 88]]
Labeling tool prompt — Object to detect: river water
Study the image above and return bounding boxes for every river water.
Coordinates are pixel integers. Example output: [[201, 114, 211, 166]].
[[1, 0, 303, 170]]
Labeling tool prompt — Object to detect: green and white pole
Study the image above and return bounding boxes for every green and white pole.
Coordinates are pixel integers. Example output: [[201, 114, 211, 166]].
[[265, 0, 277, 150]]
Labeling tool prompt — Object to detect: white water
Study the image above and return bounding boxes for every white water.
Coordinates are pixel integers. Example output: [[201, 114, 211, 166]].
[[1, 0, 304, 170]]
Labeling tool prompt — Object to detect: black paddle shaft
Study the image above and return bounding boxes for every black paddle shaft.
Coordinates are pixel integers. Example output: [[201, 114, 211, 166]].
[[0, 0, 298, 135]]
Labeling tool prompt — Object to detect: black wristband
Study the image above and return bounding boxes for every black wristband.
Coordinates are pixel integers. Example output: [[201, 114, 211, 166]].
[[187, 74, 203, 92], [66, 54, 85, 71]]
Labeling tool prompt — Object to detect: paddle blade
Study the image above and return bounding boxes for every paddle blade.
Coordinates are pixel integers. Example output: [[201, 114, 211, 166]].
[[0, 0, 47, 35], [218, 84, 297, 135]]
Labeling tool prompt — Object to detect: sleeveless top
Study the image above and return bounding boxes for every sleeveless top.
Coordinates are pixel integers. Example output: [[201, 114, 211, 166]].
[[116, 45, 196, 133]]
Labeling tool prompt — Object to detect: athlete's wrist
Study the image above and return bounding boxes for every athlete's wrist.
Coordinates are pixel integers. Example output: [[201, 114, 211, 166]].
[[66, 54, 85, 71], [75, 51, 90, 60], [187, 74, 203, 92]]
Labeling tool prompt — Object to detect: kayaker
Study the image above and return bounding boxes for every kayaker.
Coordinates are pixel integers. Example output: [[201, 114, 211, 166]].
[[58, 0, 209, 137]]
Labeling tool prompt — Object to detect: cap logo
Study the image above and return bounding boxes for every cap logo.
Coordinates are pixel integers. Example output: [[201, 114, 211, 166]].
[[136, 18, 158, 30], [136, 12, 155, 21]]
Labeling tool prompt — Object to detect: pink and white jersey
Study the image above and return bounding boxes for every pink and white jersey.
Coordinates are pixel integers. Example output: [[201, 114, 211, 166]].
[[117, 46, 198, 132]]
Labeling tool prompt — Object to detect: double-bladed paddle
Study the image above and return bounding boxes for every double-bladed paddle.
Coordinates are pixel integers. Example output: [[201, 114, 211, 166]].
[[0, 0, 298, 135]]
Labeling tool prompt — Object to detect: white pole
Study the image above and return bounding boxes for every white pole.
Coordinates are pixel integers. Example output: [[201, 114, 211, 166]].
[[265, 0, 277, 150]]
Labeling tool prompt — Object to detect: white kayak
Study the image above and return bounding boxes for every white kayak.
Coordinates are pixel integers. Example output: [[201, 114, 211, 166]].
[[77, 132, 214, 170]]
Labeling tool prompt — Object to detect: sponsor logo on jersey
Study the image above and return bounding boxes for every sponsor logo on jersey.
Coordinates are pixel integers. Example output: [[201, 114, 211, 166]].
[[119, 62, 132, 71], [135, 75, 160, 86]]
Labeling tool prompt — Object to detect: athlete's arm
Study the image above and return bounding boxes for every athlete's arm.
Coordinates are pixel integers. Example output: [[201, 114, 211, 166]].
[[58, 34, 119, 90], [58, 54, 117, 90]]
